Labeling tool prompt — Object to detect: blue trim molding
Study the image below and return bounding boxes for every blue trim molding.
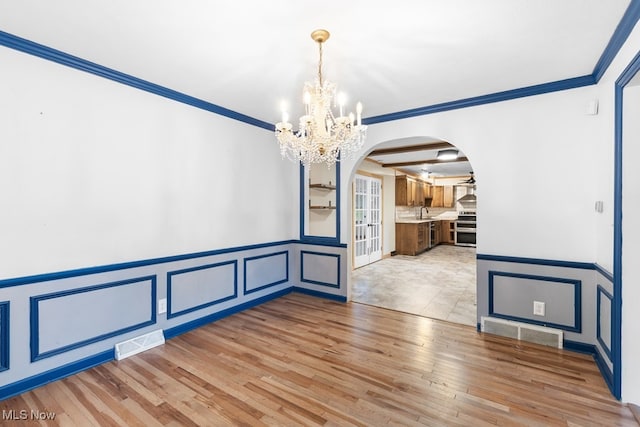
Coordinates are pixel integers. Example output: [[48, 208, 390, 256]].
[[0, 349, 113, 402], [612, 47, 640, 400], [243, 251, 289, 295], [0, 240, 296, 289], [563, 341, 614, 392], [300, 251, 341, 288], [0, 301, 8, 372], [477, 253, 594, 270], [364, 76, 595, 125], [166, 260, 238, 319], [597, 285, 614, 360], [164, 287, 291, 339], [595, 263, 615, 283], [593, 0, 640, 82], [30, 276, 157, 362], [2, 2, 638, 132], [292, 287, 347, 302], [488, 270, 582, 333], [0, 30, 273, 131]]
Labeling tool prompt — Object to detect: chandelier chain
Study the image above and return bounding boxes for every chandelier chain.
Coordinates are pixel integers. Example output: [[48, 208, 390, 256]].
[[318, 41, 323, 86]]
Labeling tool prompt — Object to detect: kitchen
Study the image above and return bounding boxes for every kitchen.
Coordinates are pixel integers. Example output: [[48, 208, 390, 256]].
[[394, 175, 477, 254], [351, 139, 477, 326]]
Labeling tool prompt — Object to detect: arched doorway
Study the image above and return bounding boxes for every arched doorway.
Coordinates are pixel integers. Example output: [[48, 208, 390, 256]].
[[347, 137, 478, 326]]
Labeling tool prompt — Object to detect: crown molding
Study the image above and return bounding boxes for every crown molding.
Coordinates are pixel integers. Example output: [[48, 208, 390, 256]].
[[2, 0, 639, 130], [593, 0, 640, 83], [0, 30, 273, 131]]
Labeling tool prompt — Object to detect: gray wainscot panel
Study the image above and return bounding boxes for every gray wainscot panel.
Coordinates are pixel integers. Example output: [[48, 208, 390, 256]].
[[167, 260, 237, 319], [596, 274, 614, 373], [244, 251, 289, 295], [31, 276, 156, 361], [597, 286, 613, 357], [489, 271, 581, 332], [300, 250, 340, 288]]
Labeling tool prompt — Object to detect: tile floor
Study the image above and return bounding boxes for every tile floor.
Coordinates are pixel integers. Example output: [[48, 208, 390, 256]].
[[351, 244, 477, 326]]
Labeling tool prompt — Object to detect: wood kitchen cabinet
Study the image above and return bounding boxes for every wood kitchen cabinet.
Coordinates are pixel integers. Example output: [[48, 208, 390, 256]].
[[431, 221, 442, 246], [395, 176, 409, 205], [440, 220, 456, 244], [423, 183, 433, 199], [443, 185, 454, 208], [396, 176, 431, 206], [430, 185, 454, 208], [396, 222, 429, 255]]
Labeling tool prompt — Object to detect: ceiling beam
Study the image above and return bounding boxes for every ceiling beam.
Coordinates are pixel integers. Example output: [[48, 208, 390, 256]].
[[381, 157, 469, 167], [368, 141, 453, 156]]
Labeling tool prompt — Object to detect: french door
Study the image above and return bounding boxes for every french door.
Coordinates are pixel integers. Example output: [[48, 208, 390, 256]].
[[354, 174, 382, 268]]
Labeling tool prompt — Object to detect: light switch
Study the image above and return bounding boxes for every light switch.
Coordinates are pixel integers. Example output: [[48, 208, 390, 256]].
[[158, 298, 167, 314]]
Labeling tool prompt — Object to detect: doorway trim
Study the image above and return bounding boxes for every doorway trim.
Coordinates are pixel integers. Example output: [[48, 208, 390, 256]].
[[613, 48, 640, 401]]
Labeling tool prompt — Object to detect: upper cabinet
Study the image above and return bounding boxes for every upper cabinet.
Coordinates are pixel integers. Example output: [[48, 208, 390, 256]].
[[395, 175, 455, 208], [395, 175, 431, 206], [430, 185, 454, 208], [395, 175, 410, 205]]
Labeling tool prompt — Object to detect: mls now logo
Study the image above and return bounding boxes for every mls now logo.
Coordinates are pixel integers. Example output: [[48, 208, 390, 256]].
[[2, 409, 56, 420]]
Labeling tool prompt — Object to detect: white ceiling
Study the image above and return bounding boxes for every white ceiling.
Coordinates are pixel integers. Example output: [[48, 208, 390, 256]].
[[366, 137, 474, 178], [0, 1, 631, 177]]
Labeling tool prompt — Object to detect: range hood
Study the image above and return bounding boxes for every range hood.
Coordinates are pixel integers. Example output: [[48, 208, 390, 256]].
[[458, 193, 476, 202], [457, 187, 477, 204]]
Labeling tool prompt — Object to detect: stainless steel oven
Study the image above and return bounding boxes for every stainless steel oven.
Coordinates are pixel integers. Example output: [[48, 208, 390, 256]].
[[455, 210, 476, 247]]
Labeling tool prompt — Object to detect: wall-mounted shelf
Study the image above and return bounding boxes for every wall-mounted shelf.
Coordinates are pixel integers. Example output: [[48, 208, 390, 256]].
[[309, 205, 337, 210], [306, 164, 337, 238], [309, 183, 336, 190]]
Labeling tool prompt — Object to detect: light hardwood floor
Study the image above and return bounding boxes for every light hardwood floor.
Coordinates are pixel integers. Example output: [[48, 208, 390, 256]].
[[1, 293, 637, 426]]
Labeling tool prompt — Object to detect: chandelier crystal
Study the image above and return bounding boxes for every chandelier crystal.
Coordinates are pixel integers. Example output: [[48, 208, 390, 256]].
[[275, 29, 367, 167]]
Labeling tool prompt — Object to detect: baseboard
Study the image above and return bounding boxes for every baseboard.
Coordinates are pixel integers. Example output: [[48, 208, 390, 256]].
[[563, 340, 596, 355], [0, 287, 293, 402], [164, 287, 293, 339], [564, 340, 615, 398], [0, 350, 114, 402], [292, 287, 347, 302]]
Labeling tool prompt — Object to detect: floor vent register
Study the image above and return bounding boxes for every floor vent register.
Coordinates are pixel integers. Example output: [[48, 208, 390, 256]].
[[481, 316, 563, 348]]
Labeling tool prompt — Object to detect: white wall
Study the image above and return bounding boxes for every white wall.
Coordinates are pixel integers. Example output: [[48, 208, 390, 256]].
[[0, 46, 299, 279], [343, 86, 603, 263]]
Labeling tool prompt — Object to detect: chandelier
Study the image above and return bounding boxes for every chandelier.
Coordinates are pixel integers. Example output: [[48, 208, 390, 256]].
[[275, 29, 367, 167]]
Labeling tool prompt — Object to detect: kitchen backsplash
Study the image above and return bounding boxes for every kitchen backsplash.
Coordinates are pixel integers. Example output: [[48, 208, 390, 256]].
[[395, 206, 456, 220]]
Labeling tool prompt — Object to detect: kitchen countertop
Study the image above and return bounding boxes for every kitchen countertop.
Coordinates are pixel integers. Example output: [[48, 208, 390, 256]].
[[396, 214, 459, 224], [396, 218, 442, 224]]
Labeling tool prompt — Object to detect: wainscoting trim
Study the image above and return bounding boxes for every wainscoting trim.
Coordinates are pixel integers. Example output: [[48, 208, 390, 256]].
[[488, 270, 582, 333], [166, 260, 238, 319], [30, 276, 157, 362]]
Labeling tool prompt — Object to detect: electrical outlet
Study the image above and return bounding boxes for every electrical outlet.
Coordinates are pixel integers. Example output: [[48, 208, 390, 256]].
[[533, 301, 545, 316], [158, 298, 167, 314]]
